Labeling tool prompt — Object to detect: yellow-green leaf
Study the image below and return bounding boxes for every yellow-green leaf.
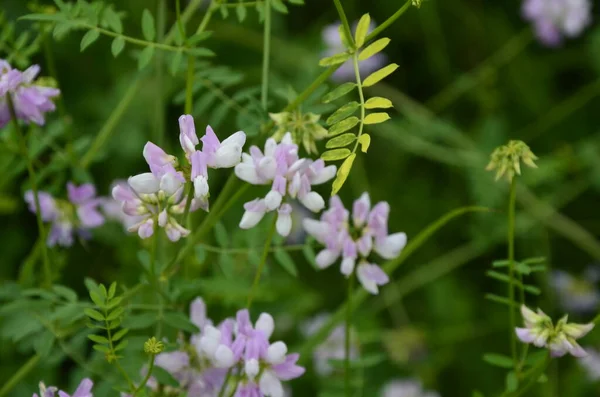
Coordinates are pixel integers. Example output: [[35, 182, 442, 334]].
[[138, 46, 155, 70], [326, 133, 356, 149], [362, 63, 399, 87], [80, 30, 100, 52], [141, 9, 156, 41], [326, 102, 359, 126], [111, 37, 125, 57], [338, 24, 352, 49], [332, 153, 356, 195], [328, 117, 359, 136], [323, 83, 356, 103], [355, 14, 371, 48], [364, 97, 393, 109], [358, 134, 371, 152], [319, 52, 351, 67], [364, 112, 390, 124], [321, 148, 351, 161], [359, 38, 390, 61]]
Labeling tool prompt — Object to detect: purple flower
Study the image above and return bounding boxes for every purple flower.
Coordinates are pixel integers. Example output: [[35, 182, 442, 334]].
[[100, 180, 145, 230], [381, 379, 440, 397], [235, 133, 336, 237], [550, 268, 600, 313], [33, 378, 93, 397], [303, 193, 406, 294], [25, 182, 105, 247], [321, 22, 387, 82], [522, 0, 592, 46], [580, 347, 600, 381], [0, 60, 60, 127]]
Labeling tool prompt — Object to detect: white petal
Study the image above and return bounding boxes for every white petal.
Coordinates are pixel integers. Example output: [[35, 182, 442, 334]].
[[239, 209, 266, 229], [300, 191, 325, 212], [266, 341, 287, 365], [258, 157, 277, 180], [311, 165, 337, 185], [357, 263, 379, 294], [245, 358, 260, 379], [214, 345, 235, 368], [374, 232, 407, 260], [259, 370, 284, 397], [160, 173, 183, 196], [128, 173, 160, 194], [256, 312, 275, 339], [303, 219, 328, 243], [194, 175, 209, 199], [276, 212, 292, 237], [340, 257, 355, 277], [235, 163, 262, 184], [265, 191, 283, 210], [315, 249, 339, 269]]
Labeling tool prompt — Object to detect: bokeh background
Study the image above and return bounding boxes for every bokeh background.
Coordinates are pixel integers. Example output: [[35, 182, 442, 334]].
[[1, 0, 600, 396]]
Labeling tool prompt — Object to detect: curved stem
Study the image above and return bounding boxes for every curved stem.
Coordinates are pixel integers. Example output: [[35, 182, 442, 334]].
[[7, 94, 51, 287], [132, 354, 156, 396], [344, 275, 354, 397], [247, 216, 277, 308], [261, 0, 272, 110], [507, 177, 518, 369], [351, 52, 365, 154], [0, 355, 40, 397], [217, 368, 233, 397], [365, 0, 412, 42]]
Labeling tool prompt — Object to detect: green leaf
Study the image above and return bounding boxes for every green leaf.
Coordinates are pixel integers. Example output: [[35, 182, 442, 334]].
[[236, 4, 247, 22], [103, 7, 122, 33], [271, 0, 289, 13], [138, 46, 155, 70], [506, 371, 518, 392], [220, 4, 229, 18], [52, 285, 77, 302], [169, 51, 183, 75], [354, 14, 371, 48], [189, 31, 213, 44], [99, 284, 108, 297], [188, 47, 215, 57], [364, 96, 393, 109], [106, 307, 125, 322], [111, 37, 125, 57], [153, 367, 180, 387], [89, 290, 105, 308], [302, 243, 317, 268], [163, 312, 200, 333], [363, 112, 390, 124], [328, 117, 359, 136], [141, 9, 156, 41], [274, 249, 298, 277], [107, 296, 123, 310], [326, 102, 359, 126], [88, 334, 110, 344], [359, 38, 390, 61], [483, 353, 514, 369], [323, 82, 356, 103], [219, 253, 234, 279], [84, 308, 105, 322], [362, 63, 399, 87], [196, 245, 207, 264], [319, 52, 351, 67], [472, 391, 485, 397], [326, 133, 356, 149], [288, 0, 305, 4], [19, 13, 65, 22], [108, 282, 117, 299], [92, 344, 110, 353], [33, 331, 55, 358], [112, 328, 129, 342], [321, 149, 351, 161], [332, 153, 356, 195], [114, 339, 129, 352], [80, 30, 100, 52], [358, 134, 371, 152], [484, 294, 519, 308]]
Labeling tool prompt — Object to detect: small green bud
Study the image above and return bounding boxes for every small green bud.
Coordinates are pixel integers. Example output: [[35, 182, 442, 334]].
[[412, 0, 422, 8], [144, 337, 164, 355], [486, 140, 538, 182], [269, 110, 328, 155]]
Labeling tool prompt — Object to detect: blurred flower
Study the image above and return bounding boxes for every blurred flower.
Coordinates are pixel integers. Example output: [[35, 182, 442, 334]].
[[114, 115, 246, 242], [24, 182, 105, 247], [515, 304, 594, 357], [522, 0, 592, 47], [303, 193, 406, 294], [321, 21, 387, 82], [382, 327, 428, 364], [301, 313, 359, 376], [381, 379, 439, 397], [33, 378, 93, 397], [550, 268, 600, 313], [100, 180, 144, 230], [269, 110, 328, 155], [579, 347, 600, 381], [0, 59, 60, 127], [486, 140, 538, 182], [235, 132, 336, 237]]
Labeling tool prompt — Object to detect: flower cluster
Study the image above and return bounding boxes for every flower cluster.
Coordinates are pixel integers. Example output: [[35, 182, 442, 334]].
[[25, 183, 105, 247], [33, 378, 93, 397], [381, 379, 440, 397], [303, 193, 406, 294], [235, 132, 336, 237], [522, 0, 592, 47], [269, 110, 328, 155], [0, 59, 60, 127], [550, 268, 600, 314], [486, 140, 538, 182], [113, 115, 246, 241], [321, 21, 386, 82], [515, 304, 594, 357], [146, 298, 304, 397], [301, 313, 359, 376]]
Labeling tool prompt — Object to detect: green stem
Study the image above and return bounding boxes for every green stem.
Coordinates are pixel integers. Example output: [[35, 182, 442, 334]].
[[153, 0, 167, 146], [332, 0, 354, 47], [261, 0, 272, 110], [105, 314, 135, 391], [0, 355, 40, 397], [217, 368, 233, 397], [196, 2, 217, 34], [185, 56, 195, 114], [7, 94, 52, 287], [247, 216, 277, 308], [182, 181, 195, 227], [344, 275, 354, 397], [175, 0, 186, 39], [351, 52, 365, 154], [500, 354, 550, 397], [365, 0, 412, 42], [133, 354, 156, 395], [507, 177, 518, 370]]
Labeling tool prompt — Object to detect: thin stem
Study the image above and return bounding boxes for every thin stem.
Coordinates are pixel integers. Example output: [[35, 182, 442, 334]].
[[365, 0, 412, 42], [133, 355, 156, 395], [217, 368, 233, 397], [260, 0, 272, 110], [344, 275, 354, 397], [196, 2, 217, 34], [182, 181, 195, 227], [153, 0, 167, 146], [0, 355, 40, 397], [247, 216, 278, 308], [507, 177, 518, 370], [175, 0, 186, 39], [332, 0, 354, 47], [7, 94, 51, 287], [105, 315, 135, 391], [185, 56, 195, 114], [351, 52, 365, 154]]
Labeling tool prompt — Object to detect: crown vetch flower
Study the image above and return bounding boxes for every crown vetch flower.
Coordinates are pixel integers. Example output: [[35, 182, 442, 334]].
[[235, 132, 336, 237], [303, 193, 406, 294], [515, 304, 594, 357], [522, 0, 592, 47], [0, 59, 60, 127], [33, 378, 93, 397], [115, 115, 246, 241], [25, 183, 105, 247]]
